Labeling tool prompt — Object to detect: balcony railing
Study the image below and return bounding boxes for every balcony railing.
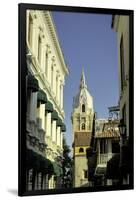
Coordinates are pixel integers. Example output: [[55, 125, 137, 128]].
[[97, 153, 113, 165], [26, 118, 46, 153]]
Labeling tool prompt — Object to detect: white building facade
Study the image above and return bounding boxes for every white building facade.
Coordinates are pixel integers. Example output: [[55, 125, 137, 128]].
[[26, 10, 69, 191]]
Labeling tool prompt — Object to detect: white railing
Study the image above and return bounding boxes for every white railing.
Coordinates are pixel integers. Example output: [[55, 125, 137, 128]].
[[98, 153, 113, 165]]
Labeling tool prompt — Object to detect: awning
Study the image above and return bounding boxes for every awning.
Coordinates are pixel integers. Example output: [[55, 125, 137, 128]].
[[57, 118, 63, 127], [26, 149, 54, 174], [27, 74, 39, 92], [37, 89, 47, 104], [61, 124, 66, 132], [45, 101, 53, 112], [51, 110, 59, 120], [39, 155, 54, 174], [52, 162, 63, 176], [26, 149, 40, 170]]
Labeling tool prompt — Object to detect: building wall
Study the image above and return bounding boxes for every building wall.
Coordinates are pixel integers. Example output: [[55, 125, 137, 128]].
[[26, 10, 68, 190], [72, 71, 94, 187], [72, 108, 94, 133], [112, 15, 129, 136], [74, 156, 89, 187], [112, 15, 130, 185]]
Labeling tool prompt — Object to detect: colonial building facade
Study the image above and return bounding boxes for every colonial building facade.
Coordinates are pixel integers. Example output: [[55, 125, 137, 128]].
[[112, 15, 130, 184], [71, 70, 94, 187], [95, 118, 120, 186], [26, 10, 69, 190]]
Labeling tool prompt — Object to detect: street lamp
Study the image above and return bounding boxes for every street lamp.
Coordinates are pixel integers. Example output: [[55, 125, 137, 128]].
[[118, 119, 126, 137], [118, 119, 128, 185]]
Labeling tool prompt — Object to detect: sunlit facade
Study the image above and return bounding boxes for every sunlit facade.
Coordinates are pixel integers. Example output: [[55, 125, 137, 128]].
[[71, 69, 94, 187], [26, 10, 69, 190]]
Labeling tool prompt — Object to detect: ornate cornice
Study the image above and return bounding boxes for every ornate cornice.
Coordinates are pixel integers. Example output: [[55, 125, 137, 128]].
[[112, 15, 120, 32], [42, 11, 69, 75]]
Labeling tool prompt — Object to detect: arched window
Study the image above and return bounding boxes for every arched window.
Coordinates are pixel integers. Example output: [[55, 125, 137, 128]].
[[82, 104, 85, 112], [81, 123, 85, 130], [79, 147, 84, 153]]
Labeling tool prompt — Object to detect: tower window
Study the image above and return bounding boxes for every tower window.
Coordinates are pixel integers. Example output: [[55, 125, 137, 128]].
[[79, 147, 84, 153], [83, 170, 88, 179], [81, 123, 85, 130], [82, 104, 85, 112]]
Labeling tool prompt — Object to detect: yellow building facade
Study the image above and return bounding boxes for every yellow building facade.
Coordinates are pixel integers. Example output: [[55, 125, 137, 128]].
[[71, 70, 94, 187]]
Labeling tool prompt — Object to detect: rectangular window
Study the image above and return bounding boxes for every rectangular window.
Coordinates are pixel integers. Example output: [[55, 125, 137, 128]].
[[120, 35, 126, 90], [84, 170, 88, 179], [122, 104, 126, 124], [38, 35, 42, 64], [100, 139, 107, 154], [28, 14, 33, 46]]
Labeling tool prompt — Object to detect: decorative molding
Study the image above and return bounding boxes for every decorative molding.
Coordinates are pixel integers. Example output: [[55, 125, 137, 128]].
[[42, 11, 69, 75]]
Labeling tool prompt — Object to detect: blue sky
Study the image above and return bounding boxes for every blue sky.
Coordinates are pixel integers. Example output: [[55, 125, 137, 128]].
[[52, 11, 119, 148]]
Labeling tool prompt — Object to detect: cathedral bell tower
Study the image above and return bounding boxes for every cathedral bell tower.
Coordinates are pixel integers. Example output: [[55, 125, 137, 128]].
[[71, 68, 94, 187]]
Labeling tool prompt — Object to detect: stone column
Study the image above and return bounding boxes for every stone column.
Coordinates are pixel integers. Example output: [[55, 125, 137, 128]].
[[31, 15, 38, 56], [38, 104, 45, 130], [57, 126, 61, 146], [45, 112, 51, 137], [52, 120, 57, 142], [107, 139, 112, 160], [60, 132, 63, 149], [37, 172, 42, 190]]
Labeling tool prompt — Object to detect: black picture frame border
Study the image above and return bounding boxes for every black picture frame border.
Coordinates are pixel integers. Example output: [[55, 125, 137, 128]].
[[18, 3, 134, 196]]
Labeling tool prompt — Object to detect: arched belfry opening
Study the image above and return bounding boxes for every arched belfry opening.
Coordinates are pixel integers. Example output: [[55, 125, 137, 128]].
[[79, 147, 84, 153], [82, 104, 85, 112]]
